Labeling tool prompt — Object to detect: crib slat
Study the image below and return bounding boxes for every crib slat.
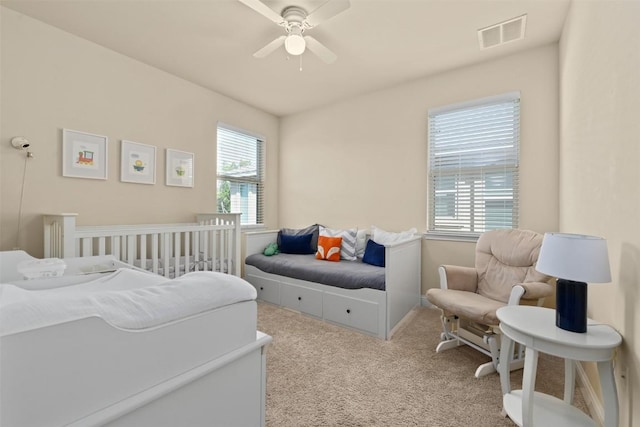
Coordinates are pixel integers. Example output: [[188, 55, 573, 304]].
[[204, 230, 211, 272], [227, 228, 233, 275], [199, 230, 206, 272], [44, 221, 54, 258], [98, 237, 106, 256], [193, 231, 200, 272], [52, 223, 60, 258], [218, 229, 224, 273], [212, 230, 217, 272], [151, 233, 159, 275], [81, 238, 92, 257], [163, 233, 170, 278], [140, 235, 147, 271], [212, 230, 218, 272], [53, 223, 60, 258], [184, 232, 190, 275], [203, 230, 210, 272], [174, 232, 181, 278], [127, 235, 135, 266], [113, 236, 121, 259]]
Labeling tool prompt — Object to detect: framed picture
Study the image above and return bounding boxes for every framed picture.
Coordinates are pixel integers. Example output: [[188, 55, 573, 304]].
[[166, 149, 194, 187], [62, 129, 108, 180], [121, 140, 156, 185]]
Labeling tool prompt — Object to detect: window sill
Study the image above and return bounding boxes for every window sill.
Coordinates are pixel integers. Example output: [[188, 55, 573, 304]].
[[241, 224, 267, 232], [423, 232, 479, 243]]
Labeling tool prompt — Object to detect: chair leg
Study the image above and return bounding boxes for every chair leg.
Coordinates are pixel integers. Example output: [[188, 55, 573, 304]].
[[435, 314, 463, 353], [436, 339, 463, 353], [475, 336, 526, 378], [474, 332, 501, 377], [475, 362, 497, 378]]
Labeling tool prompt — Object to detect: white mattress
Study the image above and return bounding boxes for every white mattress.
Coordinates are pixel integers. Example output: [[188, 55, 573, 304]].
[[0, 268, 256, 336]]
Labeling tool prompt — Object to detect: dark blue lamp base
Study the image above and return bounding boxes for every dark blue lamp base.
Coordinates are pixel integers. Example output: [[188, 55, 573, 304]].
[[556, 279, 587, 333]]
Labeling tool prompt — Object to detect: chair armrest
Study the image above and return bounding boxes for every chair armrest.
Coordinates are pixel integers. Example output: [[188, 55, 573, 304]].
[[438, 265, 478, 292], [508, 281, 554, 305], [518, 281, 554, 300]]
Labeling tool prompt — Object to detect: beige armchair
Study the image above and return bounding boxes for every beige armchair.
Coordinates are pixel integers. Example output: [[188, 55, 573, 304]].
[[426, 229, 553, 378]]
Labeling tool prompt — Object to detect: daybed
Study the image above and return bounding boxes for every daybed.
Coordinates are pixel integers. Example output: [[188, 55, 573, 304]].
[[42, 213, 241, 278], [0, 250, 271, 427], [244, 227, 422, 339]]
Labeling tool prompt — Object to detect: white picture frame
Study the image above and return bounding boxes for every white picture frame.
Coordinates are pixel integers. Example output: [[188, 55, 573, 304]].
[[62, 129, 108, 180], [120, 140, 156, 185], [166, 149, 194, 187]]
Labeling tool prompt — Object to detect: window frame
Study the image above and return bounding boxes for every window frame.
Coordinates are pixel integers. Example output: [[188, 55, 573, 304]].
[[216, 122, 265, 227], [426, 92, 520, 241]]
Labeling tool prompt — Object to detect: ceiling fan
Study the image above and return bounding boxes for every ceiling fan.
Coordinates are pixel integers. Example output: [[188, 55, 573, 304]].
[[238, 0, 350, 64]]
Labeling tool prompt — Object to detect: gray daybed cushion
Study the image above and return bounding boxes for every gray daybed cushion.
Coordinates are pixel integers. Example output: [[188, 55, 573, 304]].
[[245, 253, 386, 291]]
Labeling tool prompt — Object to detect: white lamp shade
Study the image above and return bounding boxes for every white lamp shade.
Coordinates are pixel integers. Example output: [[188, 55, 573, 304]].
[[536, 232, 612, 283]]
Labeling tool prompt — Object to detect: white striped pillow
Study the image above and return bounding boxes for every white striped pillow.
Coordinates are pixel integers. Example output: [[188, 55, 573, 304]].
[[319, 226, 358, 261]]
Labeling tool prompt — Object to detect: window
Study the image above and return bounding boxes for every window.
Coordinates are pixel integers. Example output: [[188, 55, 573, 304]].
[[216, 124, 264, 226], [427, 92, 520, 238]]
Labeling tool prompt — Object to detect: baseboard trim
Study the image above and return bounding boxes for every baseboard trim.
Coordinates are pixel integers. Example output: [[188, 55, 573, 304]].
[[421, 295, 435, 308], [575, 361, 604, 426], [389, 307, 419, 339]]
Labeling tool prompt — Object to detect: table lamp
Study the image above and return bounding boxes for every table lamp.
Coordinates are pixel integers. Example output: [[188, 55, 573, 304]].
[[535, 232, 611, 333]]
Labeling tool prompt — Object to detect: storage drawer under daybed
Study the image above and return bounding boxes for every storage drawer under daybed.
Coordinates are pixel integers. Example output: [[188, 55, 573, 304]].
[[323, 292, 379, 335], [244, 265, 385, 337]]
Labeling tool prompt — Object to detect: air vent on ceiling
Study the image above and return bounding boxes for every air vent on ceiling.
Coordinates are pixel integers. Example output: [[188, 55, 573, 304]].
[[478, 14, 527, 50]]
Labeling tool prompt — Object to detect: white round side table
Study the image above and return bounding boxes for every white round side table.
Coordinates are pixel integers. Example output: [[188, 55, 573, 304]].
[[497, 305, 621, 427]]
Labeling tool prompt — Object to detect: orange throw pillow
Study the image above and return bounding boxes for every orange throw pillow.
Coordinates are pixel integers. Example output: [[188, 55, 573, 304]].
[[316, 236, 342, 262]]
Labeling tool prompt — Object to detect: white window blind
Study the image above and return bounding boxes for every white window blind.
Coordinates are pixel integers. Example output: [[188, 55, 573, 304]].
[[216, 124, 264, 226], [428, 92, 520, 237]]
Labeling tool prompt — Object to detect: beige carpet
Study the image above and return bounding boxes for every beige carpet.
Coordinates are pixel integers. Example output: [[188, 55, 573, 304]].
[[257, 302, 589, 427]]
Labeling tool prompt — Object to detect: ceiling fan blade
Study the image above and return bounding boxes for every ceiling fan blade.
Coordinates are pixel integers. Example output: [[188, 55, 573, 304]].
[[304, 36, 337, 64], [237, 0, 284, 25], [305, 0, 350, 27], [253, 35, 286, 58]]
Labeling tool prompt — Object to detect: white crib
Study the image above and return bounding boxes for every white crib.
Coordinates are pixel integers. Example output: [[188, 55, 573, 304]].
[[43, 213, 241, 277]]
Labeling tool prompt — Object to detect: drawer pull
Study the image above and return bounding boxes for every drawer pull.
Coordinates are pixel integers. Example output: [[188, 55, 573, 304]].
[[346, 309, 351, 314], [298, 296, 302, 301]]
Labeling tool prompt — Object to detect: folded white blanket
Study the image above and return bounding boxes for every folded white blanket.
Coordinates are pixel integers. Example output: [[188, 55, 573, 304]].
[[0, 268, 256, 336]]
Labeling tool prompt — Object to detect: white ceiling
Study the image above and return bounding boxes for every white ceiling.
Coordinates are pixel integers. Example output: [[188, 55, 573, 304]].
[[1, 0, 571, 117]]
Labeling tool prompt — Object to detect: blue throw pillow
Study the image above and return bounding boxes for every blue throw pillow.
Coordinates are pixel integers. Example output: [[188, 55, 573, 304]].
[[362, 239, 385, 267], [277, 225, 321, 251], [279, 233, 315, 255]]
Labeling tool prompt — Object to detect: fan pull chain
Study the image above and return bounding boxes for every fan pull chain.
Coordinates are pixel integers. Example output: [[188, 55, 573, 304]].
[[299, 55, 303, 72]]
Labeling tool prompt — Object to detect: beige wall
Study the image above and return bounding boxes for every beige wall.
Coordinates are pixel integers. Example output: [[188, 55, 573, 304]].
[[0, 7, 279, 258], [280, 45, 560, 292], [560, 1, 640, 424], [7, 1, 637, 422]]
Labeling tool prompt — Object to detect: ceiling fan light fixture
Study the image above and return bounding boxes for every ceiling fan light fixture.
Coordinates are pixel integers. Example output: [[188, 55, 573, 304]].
[[284, 25, 306, 56], [285, 34, 305, 55]]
